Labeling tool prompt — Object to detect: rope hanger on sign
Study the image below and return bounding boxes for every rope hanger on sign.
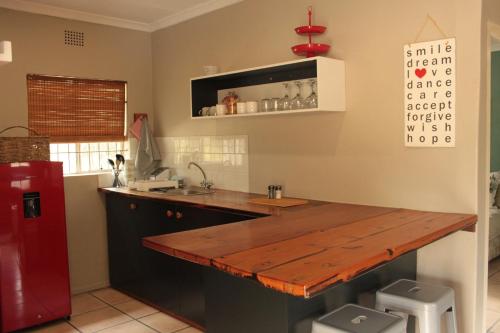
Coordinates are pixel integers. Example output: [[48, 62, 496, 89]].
[[412, 14, 449, 44]]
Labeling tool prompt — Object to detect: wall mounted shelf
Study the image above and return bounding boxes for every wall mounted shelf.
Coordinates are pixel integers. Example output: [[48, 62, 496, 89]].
[[190, 56, 345, 119], [192, 108, 328, 120]]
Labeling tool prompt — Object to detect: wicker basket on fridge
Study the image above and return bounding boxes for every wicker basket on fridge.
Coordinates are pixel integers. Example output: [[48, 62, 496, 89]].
[[0, 126, 50, 163]]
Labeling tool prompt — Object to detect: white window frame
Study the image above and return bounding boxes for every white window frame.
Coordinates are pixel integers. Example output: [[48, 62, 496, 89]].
[[50, 141, 129, 175]]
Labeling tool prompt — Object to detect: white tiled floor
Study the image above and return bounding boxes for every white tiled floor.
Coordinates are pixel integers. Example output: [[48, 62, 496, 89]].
[[21, 274, 500, 332], [22, 288, 203, 333], [488, 258, 500, 332]]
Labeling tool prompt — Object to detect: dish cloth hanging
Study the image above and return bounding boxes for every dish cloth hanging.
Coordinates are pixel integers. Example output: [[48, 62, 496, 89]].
[[134, 118, 161, 178], [129, 116, 143, 140]]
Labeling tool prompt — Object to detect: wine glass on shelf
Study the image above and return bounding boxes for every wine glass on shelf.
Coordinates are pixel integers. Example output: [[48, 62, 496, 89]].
[[304, 79, 318, 109], [290, 81, 304, 110], [278, 82, 292, 111]]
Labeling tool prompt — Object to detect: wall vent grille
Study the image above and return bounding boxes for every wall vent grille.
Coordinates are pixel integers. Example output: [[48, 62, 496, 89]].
[[64, 30, 84, 47]]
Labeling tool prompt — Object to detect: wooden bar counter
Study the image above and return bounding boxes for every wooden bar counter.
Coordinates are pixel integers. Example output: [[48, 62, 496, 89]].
[[140, 193, 476, 298], [101, 187, 476, 333]]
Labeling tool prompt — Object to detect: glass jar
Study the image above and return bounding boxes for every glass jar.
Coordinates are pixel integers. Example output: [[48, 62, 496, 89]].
[[222, 91, 239, 115]]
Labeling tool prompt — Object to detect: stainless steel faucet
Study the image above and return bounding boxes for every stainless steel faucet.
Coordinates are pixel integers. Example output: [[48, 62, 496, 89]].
[[188, 162, 213, 189]]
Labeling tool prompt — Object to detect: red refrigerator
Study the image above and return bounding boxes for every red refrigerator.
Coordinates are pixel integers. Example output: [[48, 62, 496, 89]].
[[0, 161, 71, 332]]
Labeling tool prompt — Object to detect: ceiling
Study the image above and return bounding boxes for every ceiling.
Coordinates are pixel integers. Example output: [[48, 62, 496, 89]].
[[0, 0, 243, 31]]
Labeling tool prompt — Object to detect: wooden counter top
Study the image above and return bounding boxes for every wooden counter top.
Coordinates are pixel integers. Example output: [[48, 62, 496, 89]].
[[99, 187, 326, 216], [101, 187, 477, 298]]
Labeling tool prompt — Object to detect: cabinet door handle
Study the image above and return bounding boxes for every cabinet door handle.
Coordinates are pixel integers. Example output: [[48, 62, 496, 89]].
[[166, 210, 174, 218], [129, 203, 137, 210], [176, 211, 183, 220]]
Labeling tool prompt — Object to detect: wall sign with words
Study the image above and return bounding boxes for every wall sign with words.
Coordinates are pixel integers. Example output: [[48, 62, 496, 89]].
[[404, 38, 456, 147]]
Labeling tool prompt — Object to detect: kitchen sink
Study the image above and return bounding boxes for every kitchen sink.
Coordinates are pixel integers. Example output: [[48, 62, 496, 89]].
[[170, 188, 214, 196], [151, 186, 214, 196]]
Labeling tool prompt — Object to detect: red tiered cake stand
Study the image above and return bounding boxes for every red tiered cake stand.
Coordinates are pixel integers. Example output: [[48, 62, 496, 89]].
[[292, 7, 330, 58]]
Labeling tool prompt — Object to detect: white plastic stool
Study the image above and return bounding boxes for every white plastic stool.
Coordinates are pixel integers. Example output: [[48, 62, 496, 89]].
[[312, 304, 406, 333], [375, 279, 457, 333]]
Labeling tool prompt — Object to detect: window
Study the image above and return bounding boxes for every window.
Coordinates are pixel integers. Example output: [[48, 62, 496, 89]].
[[27, 74, 128, 174], [50, 142, 129, 174]]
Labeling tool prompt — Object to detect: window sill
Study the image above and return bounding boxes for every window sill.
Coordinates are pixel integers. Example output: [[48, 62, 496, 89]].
[[64, 171, 111, 178]]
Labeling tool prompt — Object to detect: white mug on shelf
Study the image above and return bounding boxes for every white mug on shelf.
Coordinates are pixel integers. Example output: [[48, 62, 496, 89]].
[[209, 106, 217, 116], [246, 101, 258, 113], [236, 102, 246, 114], [216, 104, 227, 116], [198, 107, 210, 116]]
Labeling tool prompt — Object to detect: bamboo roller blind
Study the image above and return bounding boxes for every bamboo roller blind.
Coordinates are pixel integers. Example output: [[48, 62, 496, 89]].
[[27, 74, 127, 142]]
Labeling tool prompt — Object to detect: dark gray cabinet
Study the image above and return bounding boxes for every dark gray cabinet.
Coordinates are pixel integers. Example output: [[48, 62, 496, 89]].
[[104, 193, 263, 327], [106, 195, 180, 313]]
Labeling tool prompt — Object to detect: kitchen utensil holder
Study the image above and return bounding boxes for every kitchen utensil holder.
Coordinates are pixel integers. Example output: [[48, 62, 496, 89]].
[[112, 169, 124, 187]]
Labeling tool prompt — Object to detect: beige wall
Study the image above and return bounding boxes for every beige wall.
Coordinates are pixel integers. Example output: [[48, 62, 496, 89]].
[[152, 0, 482, 331], [0, 8, 153, 293], [63, 175, 109, 294]]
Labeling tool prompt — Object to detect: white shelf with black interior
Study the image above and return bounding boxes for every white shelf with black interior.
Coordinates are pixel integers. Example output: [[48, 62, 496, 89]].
[[190, 56, 345, 119]]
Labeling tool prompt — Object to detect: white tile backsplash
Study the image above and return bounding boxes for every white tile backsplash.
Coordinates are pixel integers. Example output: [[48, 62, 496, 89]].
[[156, 135, 249, 192]]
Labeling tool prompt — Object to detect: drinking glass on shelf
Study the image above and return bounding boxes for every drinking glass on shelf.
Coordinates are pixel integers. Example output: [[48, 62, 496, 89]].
[[270, 98, 280, 111], [278, 82, 292, 111], [261, 98, 272, 112], [304, 79, 318, 109], [290, 81, 304, 110]]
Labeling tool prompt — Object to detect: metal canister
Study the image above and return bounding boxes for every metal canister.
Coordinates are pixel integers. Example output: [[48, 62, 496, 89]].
[[268, 185, 276, 199]]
